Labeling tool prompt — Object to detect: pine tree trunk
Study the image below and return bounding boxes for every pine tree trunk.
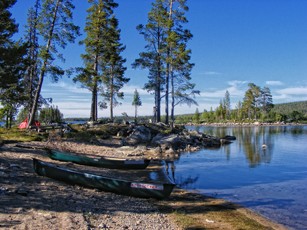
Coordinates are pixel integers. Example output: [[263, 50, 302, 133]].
[[135, 105, 137, 124], [170, 71, 175, 129], [110, 72, 114, 122], [165, 0, 173, 125], [90, 83, 97, 121], [90, 54, 99, 121]]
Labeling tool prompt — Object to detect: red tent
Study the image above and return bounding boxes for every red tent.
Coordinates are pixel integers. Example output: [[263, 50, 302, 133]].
[[18, 118, 28, 129]]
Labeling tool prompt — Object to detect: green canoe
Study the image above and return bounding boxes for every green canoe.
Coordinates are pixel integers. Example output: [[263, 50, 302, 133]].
[[33, 158, 175, 199], [46, 149, 150, 170]]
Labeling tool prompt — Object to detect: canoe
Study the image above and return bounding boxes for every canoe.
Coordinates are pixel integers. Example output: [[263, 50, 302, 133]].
[[33, 158, 175, 199], [46, 149, 150, 170]]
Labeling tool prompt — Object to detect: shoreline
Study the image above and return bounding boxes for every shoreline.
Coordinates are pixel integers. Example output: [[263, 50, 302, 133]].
[[0, 141, 287, 229], [184, 121, 306, 127]]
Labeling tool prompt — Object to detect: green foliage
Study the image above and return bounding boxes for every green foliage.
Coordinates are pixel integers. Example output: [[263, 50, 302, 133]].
[[27, 0, 80, 127], [133, 0, 195, 124], [272, 101, 307, 116], [132, 89, 142, 123], [39, 106, 63, 124], [0, 1, 30, 128], [132, 89, 142, 107], [75, 0, 128, 122]]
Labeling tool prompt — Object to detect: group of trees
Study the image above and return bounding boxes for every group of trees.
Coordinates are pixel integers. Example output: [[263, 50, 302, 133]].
[[199, 83, 275, 123], [0, 0, 197, 128], [17, 105, 63, 124], [0, 0, 79, 128], [74, 0, 128, 122], [133, 0, 198, 126], [187, 83, 306, 124]]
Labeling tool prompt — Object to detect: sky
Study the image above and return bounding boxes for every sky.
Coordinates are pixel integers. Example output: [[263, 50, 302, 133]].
[[9, 0, 307, 118]]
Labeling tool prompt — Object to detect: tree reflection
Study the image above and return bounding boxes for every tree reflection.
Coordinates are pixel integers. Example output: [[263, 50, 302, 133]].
[[235, 127, 274, 167], [165, 160, 176, 182], [175, 175, 199, 189]]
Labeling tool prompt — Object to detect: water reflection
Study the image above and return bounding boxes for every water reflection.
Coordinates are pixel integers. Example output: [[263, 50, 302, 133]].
[[165, 126, 307, 185], [175, 175, 199, 189], [171, 125, 307, 229], [165, 160, 175, 181], [185, 125, 277, 167], [239, 127, 274, 167]]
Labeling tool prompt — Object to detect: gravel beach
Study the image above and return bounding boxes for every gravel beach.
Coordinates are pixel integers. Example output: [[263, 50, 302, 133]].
[[0, 140, 287, 229]]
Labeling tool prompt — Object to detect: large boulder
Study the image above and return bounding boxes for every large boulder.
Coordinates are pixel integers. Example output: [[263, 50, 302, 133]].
[[151, 133, 183, 150], [124, 126, 152, 145]]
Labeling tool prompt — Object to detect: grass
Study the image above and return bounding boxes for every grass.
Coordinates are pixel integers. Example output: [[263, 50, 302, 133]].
[[0, 127, 46, 143], [154, 190, 282, 230]]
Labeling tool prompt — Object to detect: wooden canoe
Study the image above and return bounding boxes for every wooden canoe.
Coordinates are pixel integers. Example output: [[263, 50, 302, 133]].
[[46, 149, 150, 170], [33, 158, 175, 199]]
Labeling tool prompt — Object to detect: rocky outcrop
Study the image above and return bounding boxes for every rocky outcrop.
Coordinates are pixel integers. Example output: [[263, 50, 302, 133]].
[[120, 124, 234, 152]]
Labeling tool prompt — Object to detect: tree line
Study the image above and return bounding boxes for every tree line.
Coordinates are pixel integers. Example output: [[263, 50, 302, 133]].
[[0, 0, 196, 128], [176, 84, 307, 124]]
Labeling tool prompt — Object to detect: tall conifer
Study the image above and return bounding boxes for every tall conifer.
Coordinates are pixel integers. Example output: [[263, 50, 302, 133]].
[[101, 13, 129, 121], [27, 0, 80, 127]]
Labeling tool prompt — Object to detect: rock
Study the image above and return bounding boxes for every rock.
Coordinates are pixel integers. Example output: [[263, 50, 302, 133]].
[[223, 135, 236, 140], [124, 126, 151, 145], [151, 134, 181, 148]]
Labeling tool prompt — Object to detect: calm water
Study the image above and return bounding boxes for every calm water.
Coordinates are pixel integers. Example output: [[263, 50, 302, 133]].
[[169, 125, 307, 230]]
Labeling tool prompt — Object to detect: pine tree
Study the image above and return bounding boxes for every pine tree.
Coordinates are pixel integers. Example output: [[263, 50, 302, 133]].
[[0, 0, 18, 87], [101, 13, 129, 121], [23, 0, 40, 117], [132, 89, 142, 124], [75, 0, 127, 121], [242, 83, 261, 119], [133, 0, 168, 123], [133, 0, 195, 124], [75, 0, 109, 121], [165, 0, 195, 126], [0, 42, 28, 128], [260, 86, 273, 114], [27, 0, 80, 127], [0, 0, 28, 128], [224, 90, 231, 119]]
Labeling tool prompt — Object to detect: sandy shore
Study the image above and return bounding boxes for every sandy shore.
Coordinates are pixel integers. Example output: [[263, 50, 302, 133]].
[[0, 140, 287, 229]]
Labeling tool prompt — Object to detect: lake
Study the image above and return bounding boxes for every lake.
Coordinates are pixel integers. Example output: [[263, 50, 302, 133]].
[[169, 125, 307, 230]]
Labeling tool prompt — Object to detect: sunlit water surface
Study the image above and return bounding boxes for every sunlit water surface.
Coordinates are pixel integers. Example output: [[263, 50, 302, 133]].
[[168, 125, 307, 230]]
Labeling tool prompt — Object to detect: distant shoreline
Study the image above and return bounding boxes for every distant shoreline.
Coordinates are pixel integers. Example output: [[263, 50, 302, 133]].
[[183, 122, 306, 127]]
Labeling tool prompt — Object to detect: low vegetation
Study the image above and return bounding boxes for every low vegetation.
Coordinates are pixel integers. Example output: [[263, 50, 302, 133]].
[[0, 127, 45, 143]]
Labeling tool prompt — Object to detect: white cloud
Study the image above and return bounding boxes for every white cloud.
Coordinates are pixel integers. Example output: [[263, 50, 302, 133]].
[[201, 71, 222, 76], [272, 86, 307, 104], [276, 87, 307, 95], [199, 80, 247, 98], [266, 81, 284, 86]]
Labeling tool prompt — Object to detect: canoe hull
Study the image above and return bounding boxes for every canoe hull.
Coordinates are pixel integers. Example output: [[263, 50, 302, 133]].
[[47, 149, 150, 170], [33, 158, 175, 199]]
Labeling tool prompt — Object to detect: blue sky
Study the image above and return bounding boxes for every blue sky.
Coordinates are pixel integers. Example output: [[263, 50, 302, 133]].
[[10, 0, 307, 118]]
